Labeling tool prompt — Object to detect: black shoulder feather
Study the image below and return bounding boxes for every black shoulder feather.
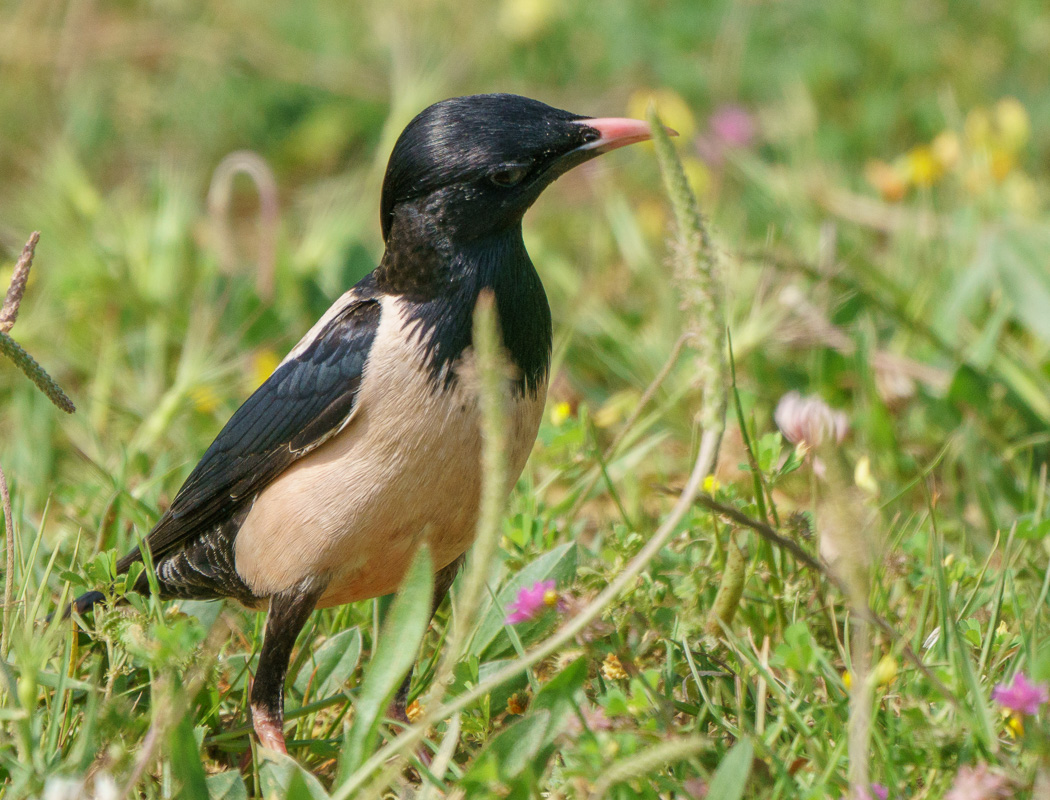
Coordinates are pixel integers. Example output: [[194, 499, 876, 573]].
[[118, 296, 382, 571]]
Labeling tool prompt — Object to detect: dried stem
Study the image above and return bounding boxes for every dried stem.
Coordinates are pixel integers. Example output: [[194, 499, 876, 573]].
[[1, 231, 74, 651], [0, 231, 39, 333], [0, 231, 75, 413], [848, 613, 873, 795], [207, 151, 280, 300], [648, 107, 727, 434], [1, 465, 14, 659]]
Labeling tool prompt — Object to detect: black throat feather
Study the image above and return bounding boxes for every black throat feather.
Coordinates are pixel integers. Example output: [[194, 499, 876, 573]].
[[375, 210, 552, 395]]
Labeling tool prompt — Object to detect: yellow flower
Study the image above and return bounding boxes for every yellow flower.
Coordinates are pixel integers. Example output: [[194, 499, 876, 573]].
[[627, 89, 696, 141], [506, 692, 528, 715], [854, 456, 878, 496], [994, 97, 1030, 151], [593, 390, 635, 428], [601, 653, 628, 681], [550, 400, 572, 426], [905, 146, 942, 187], [497, 0, 556, 41], [931, 131, 961, 171], [703, 475, 721, 493], [190, 385, 220, 414], [251, 349, 282, 389], [989, 147, 1015, 182], [1003, 174, 1040, 214], [873, 654, 898, 687], [406, 699, 424, 723], [842, 670, 853, 690], [1006, 712, 1024, 738], [965, 107, 993, 148], [864, 160, 907, 202]]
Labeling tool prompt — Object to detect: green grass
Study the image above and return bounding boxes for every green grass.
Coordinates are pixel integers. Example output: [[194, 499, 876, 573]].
[[2, 1, 1050, 797]]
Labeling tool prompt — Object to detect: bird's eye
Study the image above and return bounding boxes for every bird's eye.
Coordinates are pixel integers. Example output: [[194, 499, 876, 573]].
[[489, 166, 528, 187]]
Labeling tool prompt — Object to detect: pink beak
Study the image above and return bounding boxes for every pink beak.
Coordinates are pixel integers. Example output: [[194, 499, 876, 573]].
[[576, 117, 678, 153]]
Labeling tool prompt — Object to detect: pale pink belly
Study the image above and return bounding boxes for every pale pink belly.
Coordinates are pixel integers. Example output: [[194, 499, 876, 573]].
[[233, 299, 546, 605]]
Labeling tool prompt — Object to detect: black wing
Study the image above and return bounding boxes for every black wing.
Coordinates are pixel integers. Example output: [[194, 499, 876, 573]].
[[118, 295, 383, 571]]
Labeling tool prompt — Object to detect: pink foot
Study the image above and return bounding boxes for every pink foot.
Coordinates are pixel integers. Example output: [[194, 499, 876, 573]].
[[252, 706, 288, 754]]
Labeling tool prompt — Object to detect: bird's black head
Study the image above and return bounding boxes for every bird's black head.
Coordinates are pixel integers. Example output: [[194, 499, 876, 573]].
[[375, 94, 663, 394], [379, 93, 653, 242]]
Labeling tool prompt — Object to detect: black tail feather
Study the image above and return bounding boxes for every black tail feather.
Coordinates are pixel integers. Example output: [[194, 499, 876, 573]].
[[51, 590, 106, 621], [73, 590, 106, 614]]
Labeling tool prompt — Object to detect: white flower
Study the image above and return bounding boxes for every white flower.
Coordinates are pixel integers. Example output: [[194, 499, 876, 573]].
[[775, 391, 848, 449], [43, 778, 86, 800], [41, 774, 118, 800], [945, 764, 1011, 800], [92, 775, 118, 800]]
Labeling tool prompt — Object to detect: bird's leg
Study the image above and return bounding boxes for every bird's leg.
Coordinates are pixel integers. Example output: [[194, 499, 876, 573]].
[[389, 553, 465, 725], [250, 581, 324, 754]]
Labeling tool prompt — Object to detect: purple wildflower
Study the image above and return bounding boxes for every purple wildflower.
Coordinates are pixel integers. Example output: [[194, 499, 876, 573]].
[[505, 580, 558, 624], [710, 105, 755, 148], [991, 672, 1049, 715], [695, 104, 756, 165], [845, 785, 890, 800]]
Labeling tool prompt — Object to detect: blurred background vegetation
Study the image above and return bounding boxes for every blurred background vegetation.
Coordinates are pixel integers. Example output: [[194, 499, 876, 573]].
[[2, 0, 1050, 797], [3, 0, 1050, 524]]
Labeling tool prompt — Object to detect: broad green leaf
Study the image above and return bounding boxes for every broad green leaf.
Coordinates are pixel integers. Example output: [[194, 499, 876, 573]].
[[773, 622, 818, 672], [338, 544, 433, 781], [461, 709, 551, 789], [259, 751, 331, 800], [755, 432, 784, 474], [205, 771, 247, 800], [292, 626, 362, 699], [176, 599, 225, 631], [462, 659, 587, 794], [996, 225, 1050, 344], [1014, 513, 1050, 541], [706, 738, 754, 800], [531, 656, 588, 746], [169, 716, 208, 800], [1032, 639, 1050, 684], [479, 658, 528, 713], [951, 622, 997, 750]]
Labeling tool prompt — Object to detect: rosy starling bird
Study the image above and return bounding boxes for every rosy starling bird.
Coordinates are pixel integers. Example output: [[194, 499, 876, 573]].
[[73, 94, 659, 753]]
